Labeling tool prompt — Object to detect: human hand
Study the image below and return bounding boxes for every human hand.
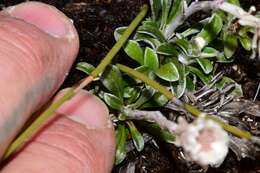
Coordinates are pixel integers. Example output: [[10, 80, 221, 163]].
[[0, 2, 115, 172]]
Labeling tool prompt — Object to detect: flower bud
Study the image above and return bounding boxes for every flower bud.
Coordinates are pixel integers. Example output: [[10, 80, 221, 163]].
[[175, 118, 229, 167]]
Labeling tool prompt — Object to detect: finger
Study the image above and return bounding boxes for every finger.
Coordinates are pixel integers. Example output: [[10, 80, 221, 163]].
[[1, 89, 116, 173], [0, 2, 79, 157]]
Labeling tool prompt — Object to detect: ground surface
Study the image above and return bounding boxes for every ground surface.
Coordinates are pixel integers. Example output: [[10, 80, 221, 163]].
[[1, 0, 260, 172]]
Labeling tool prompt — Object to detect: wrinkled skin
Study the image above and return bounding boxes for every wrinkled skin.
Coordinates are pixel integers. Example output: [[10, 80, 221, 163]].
[[0, 2, 115, 173]]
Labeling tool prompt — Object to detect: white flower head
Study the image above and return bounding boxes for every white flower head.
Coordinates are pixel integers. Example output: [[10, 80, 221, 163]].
[[175, 117, 229, 167]]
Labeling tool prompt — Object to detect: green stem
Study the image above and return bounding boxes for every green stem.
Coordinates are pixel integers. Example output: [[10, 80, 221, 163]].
[[90, 4, 148, 77], [3, 88, 75, 159], [183, 104, 251, 139], [116, 64, 174, 100], [3, 5, 148, 160], [116, 63, 252, 139]]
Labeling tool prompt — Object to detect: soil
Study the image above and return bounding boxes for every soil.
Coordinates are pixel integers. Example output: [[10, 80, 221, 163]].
[[1, 0, 260, 172]]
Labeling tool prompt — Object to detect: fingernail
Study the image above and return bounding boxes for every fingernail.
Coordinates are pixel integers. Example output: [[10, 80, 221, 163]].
[[5, 2, 75, 38], [55, 89, 112, 129]]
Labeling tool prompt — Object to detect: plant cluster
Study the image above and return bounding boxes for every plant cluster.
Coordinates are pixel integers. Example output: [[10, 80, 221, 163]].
[[4, 0, 260, 170], [74, 0, 260, 167]]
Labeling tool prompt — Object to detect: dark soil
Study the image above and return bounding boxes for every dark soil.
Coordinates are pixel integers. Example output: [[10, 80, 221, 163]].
[[1, 0, 260, 172]]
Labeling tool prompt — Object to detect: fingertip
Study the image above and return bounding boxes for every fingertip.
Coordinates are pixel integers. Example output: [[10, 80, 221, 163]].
[[1, 89, 116, 173], [56, 88, 112, 129], [5, 1, 77, 39]]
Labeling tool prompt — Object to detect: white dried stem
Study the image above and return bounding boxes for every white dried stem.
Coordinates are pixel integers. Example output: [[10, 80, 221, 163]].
[[184, 0, 221, 19], [123, 108, 178, 133], [219, 2, 260, 28], [250, 28, 260, 59], [123, 108, 231, 167], [165, 0, 260, 39], [165, 0, 222, 38]]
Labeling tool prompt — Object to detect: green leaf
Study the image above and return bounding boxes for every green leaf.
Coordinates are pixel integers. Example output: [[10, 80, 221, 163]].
[[124, 87, 140, 98], [144, 47, 159, 70], [227, 0, 240, 21], [153, 92, 169, 106], [188, 66, 212, 84], [134, 66, 155, 83], [104, 93, 123, 111], [138, 20, 166, 42], [238, 26, 252, 36], [201, 47, 219, 58], [194, 13, 223, 50], [186, 76, 195, 92], [114, 26, 127, 41], [130, 87, 155, 108], [127, 121, 144, 152], [149, 0, 162, 21], [181, 27, 201, 38], [135, 65, 152, 77], [157, 43, 179, 56], [115, 124, 127, 165], [134, 33, 161, 49], [216, 77, 243, 97], [216, 52, 234, 63], [228, 0, 240, 6], [196, 58, 213, 74], [172, 64, 186, 98], [224, 33, 238, 59], [161, 0, 172, 27], [118, 113, 127, 121], [137, 121, 175, 144], [155, 62, 179, 82], [238, 35, 251, 51], [141, 92, 169, 108], [167, 0, 183, 24], [101, 65, 124, 99], [174, 38, 191, 55], [76, 62, 95, 75], [124, 40, 144, 64], [123, 87, 141, 104]]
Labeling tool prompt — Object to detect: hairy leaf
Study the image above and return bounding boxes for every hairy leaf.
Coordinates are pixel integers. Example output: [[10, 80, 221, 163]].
[[157, 43, 179, 56], [104, 93, 124, 111], [201, 47, 219, 58], [101, 65, 124, 99], [115, 124, 128, 165], [216, 76, 243, 97], [149, 0, 162, 21], [135, 33, 162, 49], [138, 121, 175, 144], [127, 121, 144, 152], [228, 0, 240, 6], [188, 66, 212, 84], [141, 92, 169, 108], [155, 62, 179, 82], [167, 0, 183, 24], [172, 64, 186, 98], [238, 35, 251, 51], [181, 27, 201, 38], [144, 47, 159, 70], [196, 58, 213, 74], [224, 32, 238, 59], [174, 38, 191, 55], [76, 62, 95, 75], [125, 40, 144, 64], [124, 87, 141, 104], [138, 20, 166, 42], [161, 0, 172, 28], [114, 26, 127, 41], [194, 14, 223, 50], [130, 87, 155, 108], [216, 52, 234, 63], [186, 76, 195, 92]]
